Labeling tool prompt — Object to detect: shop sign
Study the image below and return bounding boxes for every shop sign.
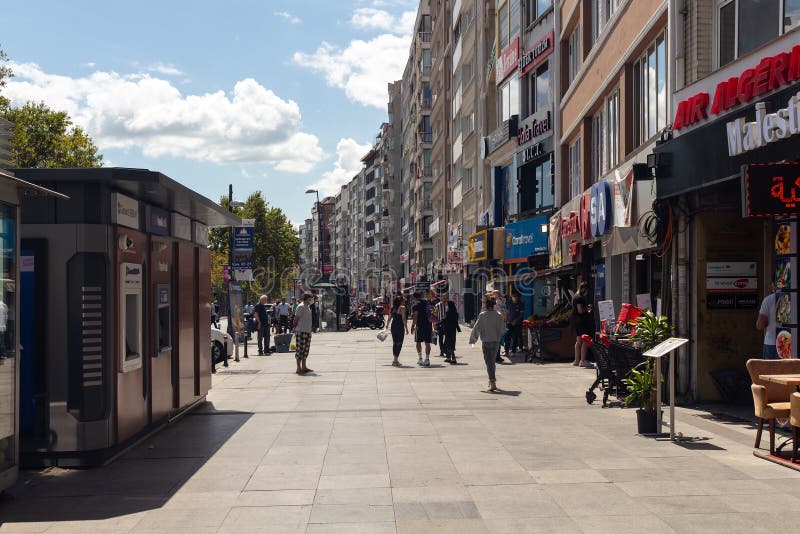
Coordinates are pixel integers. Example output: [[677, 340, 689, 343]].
[[517, 111, 552, 145], [519, 142, 546, 165], [674, 44, 800, 131], [486, 115, 519, 155], [496, 36, 520, 85], [707, 277, 758, 293], [519, 31, 554, 77], [468, 230, 488, 262], [590, 180, 613, 237], [726, 93, 800, 157], [146, 206, 170, 236], [447, 250, 463, 265], [504, 216, 549, 261], [707, 293, 758, 309], [743, 162, 800, 217], [111, 192, 140, 230], [579, 191, 592, 239], [171, 212, 191, 241], [706, 261, 757, 277], [568, 240, 581, 262], [448, 223, 459, 248], [612, 168, 634, 227], [429, 217, 440, 236]]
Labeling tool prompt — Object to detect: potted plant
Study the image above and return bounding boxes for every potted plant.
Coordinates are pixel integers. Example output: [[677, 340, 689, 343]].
[[625, 311, 674, 434]]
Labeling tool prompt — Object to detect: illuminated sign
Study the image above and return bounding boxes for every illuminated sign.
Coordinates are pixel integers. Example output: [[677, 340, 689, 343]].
[[674, 45, 800, 130], [743, 162, 800, 217]]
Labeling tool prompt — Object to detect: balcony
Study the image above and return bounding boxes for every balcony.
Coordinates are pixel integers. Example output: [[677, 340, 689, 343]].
[[419, 97, 432, 110], [421, 64, 432, 76], [418, 31, 431, 43], [418, 131, 433, 144], [422, 165, 433, 178]]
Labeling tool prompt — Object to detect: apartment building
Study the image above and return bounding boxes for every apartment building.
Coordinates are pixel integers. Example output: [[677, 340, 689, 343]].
[[299, 218, 314, 273]]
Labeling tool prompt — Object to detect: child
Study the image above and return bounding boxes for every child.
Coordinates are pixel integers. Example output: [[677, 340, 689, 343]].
[[469, 296, 506, 392]]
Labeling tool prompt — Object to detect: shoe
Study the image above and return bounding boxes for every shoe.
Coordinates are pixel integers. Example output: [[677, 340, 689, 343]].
[[489, 381, 498, 392], [572, 361, 580, 366], [495, 356, 504, 363], [392, 360, 400, 367], [417, 357, 424, 366], [258, 351, 264, 355], [423, 359, 430, 367], [579, 361, 596, 369], [448, 358, 456, 365]]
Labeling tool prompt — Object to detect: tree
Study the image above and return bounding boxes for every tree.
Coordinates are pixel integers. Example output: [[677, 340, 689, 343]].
[[208, 191, 300, 301], [0, 102, 103, 168]]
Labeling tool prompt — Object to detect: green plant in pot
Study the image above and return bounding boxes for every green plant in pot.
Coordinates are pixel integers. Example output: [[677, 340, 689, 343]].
[[625, 311, 674, 434]]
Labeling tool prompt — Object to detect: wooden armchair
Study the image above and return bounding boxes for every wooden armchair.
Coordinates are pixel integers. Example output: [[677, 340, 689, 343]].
[[745, 359, 800, 454]]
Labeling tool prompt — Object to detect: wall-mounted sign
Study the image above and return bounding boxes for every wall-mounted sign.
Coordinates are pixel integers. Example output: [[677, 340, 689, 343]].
[[743, 162, 800, 217], [504, 215, 549, 262], [706, 261, 757, 277], [517, 111, 552, 145], [726, 93, 800, 157], [707, 277, 758, 292], [496, 36, 520, 85], [146, 206, 170, 236], [707, 293, 758, 309], [590, 180, 613, 237], [519, 31, 554, 77], [172, 213, 191, 241], [486, 115, 519, 155], [674, 44, 800, 131], [519, 142, 545, 165], [111, 192, 140, 230], [193, 222, 209, 247], [468, 230, 488, 263], [579, 191, 592, 239]]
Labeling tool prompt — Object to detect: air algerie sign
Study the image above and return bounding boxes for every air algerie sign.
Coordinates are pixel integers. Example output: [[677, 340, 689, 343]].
[[726, 92, 800, 156]]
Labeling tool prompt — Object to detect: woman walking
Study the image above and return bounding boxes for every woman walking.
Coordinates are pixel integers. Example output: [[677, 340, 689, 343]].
[[469, 296, 506, 392], [390, 295, 409, 367]]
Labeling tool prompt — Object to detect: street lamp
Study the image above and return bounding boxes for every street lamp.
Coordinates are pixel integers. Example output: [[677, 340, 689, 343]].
[[305, 188, 323, 278]]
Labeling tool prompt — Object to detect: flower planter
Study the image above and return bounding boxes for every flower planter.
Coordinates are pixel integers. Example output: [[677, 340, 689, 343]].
[[636, 409, 658, 434]]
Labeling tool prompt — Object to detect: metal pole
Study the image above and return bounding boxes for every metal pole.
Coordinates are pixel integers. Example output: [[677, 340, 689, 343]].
[[229, 184, 240, 363]]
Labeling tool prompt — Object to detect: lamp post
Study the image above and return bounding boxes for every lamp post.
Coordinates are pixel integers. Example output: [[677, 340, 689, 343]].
[[227, 184, 247, 361], [305, 189, 323, 279]]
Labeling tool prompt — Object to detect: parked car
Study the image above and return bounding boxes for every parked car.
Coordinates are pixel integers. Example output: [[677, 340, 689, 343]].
[[210, 326, 233, 366]]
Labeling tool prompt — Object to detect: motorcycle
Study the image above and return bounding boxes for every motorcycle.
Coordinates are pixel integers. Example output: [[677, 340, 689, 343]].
[[346, 309, 385, 330]]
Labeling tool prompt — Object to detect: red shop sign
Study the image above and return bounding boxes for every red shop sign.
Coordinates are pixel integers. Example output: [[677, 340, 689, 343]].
[[496, 36, 520, 85], [519, 31, 554, 77], [674, 45, 800, 130], [579, 191, 592, 240]]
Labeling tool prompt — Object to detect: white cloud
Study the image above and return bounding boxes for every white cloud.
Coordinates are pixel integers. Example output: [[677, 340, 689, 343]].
[[147, 62, 183, 76], [292, 6, 414, 108], [309, 137, 371, 196], [274, 10, 302, 24], [4, 62, 325, 172]]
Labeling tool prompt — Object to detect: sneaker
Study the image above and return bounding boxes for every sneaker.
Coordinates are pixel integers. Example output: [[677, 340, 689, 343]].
[[495, 356, 504, 363], [580, 361, 596, 369], [448, 358, 456, 365], [392, 360, 401, 367], [423, 359, 430, 367], [417, 357, 424, 366]]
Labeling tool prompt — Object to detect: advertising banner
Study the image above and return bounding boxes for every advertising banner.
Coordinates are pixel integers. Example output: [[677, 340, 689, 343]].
[[613, 168, 634, 227], [228, 281, 244, 334], [233, 226, 254, 253], [549, 213, 562, 268], [503, 215, 549, 262]]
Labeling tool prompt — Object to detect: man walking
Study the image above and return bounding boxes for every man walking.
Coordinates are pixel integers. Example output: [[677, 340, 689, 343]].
[[277, 298, 290, 334], [253, 295, 271, 355], [411, 292, 433, 367], [469, 295, 506, 392], [293, 293, 314, 374], [757, 283, 779, 359], [437, 292, 461, 364], [504, 293, 524, 356], [311, 296, 320, 333]]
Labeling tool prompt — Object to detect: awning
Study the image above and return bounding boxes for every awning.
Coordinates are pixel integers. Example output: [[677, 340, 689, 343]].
[[0, 169, 69, 199], [493, 265, 575, 284]]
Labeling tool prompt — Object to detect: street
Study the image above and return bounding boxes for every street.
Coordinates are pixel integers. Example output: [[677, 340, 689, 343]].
[[2, 328, 800, 533]]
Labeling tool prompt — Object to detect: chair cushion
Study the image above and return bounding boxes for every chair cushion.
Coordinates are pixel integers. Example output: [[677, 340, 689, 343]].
[[763, 401, 791, 419]]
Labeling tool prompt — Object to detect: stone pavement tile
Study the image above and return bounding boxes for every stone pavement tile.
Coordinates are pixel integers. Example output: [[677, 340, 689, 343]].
[[322, 461, 389, 476], [260, 445, 329, 466], [761, 476, 800, 497], [389, 471, 464, 487], [467, 484, 565, 519], [391, 485, 472, 504], [659, 513, 778, 534], [129, 506, 231, 530], [306, 523, 397, 534], [542, 483, 641, 517], [178, 471, 254, 493], [396, 519, 490, 534], [455, 462, 534, 486], [245, 464, 322, 491], [530, 468, 610, 484], [393, 501, 480, 521], [318, 474, 391, 489], [570, 514, 678, 534], [216, 505, 311, 533], [483, 517, 582, 533], [314, 488, 393, 506], [309, 504, 395, 523], [718, 491, 800, 513], [638, 495, 736, 516], [131, 528, 220, 534], [234, 490, 317, 506]]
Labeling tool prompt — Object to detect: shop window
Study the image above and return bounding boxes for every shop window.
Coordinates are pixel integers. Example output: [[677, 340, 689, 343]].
[[518, 156, 553, 214], [592, 112, 603, 182], [526, 62, 550, 117], [717, 0, 793, 67], [633, 33, 667, 146], [569, 137, 582, 198]]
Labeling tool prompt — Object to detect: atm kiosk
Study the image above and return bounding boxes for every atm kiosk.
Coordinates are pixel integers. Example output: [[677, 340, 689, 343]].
[[14, 167, 238, 467]]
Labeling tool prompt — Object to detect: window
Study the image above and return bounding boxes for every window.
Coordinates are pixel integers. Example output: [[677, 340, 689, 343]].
[[535, 63, 550, 112], [605, 89, 619, 171], [463, 59, 474, 85], [633, 33, 667, 146], [718, 0, 795, 67], [498, 0, 520, 49], [592, 0, 622, 44], [528, 0, 553, 25], [462, 112, 475, 134], [498, 76, 520, 122], [569, 138, 581, 198], [592, 112, 603, 182], [518, 156, 553, 213], [465, 167, 474, 191], [567, 27, 581, 85]]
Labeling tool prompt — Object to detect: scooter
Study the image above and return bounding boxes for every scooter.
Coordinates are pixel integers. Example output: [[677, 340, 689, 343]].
[[346, 310, 385, 330]]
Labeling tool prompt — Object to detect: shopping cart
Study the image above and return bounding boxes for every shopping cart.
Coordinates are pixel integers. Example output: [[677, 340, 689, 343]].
[[523, 320, 563, 363], [583, 335, 625, 406]]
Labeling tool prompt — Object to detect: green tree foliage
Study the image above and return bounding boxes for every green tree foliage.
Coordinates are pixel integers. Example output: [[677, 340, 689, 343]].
[[209, 191, 299, 301]]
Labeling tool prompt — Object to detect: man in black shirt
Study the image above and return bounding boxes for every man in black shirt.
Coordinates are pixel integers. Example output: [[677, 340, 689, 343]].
[[253, 295, 271, 355], [571, 282, 595, 368]]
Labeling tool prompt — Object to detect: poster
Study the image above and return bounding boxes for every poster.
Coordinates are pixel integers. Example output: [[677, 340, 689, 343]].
[[227, 281, 244, 335], [549, 213, 562, 268], [777, 292, 793, 324], [613, 168, 634, 227], [597, 300, 616, 323], [776, 328, 793, 359], [775, 258, 791, 289], [775, 223, 792, 255]]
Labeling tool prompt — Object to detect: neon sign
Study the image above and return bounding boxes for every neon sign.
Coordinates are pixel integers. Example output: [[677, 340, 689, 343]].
[[743, 162, 800, 217]]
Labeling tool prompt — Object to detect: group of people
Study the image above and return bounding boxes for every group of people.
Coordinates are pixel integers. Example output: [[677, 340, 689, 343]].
[[250, 295, 321, 356]]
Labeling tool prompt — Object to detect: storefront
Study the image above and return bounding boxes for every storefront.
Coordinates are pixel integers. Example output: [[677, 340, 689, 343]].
[[653, 41, 800, 401], [501, 215, 549, 317]]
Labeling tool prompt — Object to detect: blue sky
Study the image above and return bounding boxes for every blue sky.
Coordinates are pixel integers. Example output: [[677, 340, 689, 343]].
[[1, 0, 417, 225]]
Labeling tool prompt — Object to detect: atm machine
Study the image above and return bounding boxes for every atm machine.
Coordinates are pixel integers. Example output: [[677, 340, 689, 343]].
[[147, 206, 173, 423]]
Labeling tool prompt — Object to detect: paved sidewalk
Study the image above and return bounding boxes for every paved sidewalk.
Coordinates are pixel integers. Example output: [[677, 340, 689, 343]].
[[2, 329, 800, 533]]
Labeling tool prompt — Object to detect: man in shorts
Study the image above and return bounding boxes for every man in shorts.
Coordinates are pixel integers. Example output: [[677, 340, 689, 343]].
[[293, 293, 314, 374], [572, 282, 596, 368], [411, 292, 433, 367]]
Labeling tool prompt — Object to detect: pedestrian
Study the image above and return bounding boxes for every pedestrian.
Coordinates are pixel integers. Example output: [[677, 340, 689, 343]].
[[572, 282, 596, 368], [757, 283, 779, 359], [504, 293, 525, 356], [211, 300, 219, 328], [493, 290, 508, 364], [389, 295, 409, 367], [293, 293, 314, 374], [253, 294, 271, 355], [469, 295, 506, 392], [273, 301, 280, 333], [311, 296, 320, 333], [411, 292, 433, 367], [437, 292, 461, 364], [277, 298, 290, 334]]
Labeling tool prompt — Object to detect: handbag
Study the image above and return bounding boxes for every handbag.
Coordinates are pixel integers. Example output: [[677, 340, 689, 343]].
[[377, 330, 388, 342]]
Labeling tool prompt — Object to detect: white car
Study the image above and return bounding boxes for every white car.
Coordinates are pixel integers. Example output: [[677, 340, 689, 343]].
[[210, 326, 233, 365]]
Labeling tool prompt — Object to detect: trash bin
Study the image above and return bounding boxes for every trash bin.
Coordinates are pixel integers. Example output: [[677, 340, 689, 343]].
[[275, 333, 293, 353]]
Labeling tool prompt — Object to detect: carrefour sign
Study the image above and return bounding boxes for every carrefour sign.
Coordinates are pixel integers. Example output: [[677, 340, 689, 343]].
[[504, 215, 549, 262]]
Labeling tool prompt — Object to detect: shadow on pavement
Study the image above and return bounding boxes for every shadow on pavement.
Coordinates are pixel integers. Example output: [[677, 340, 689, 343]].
[[483, 390, 522, 397], [0, 403, 251, 525]]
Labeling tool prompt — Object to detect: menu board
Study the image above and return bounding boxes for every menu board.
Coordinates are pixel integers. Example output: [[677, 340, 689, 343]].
[[774, 218, 798, 359]]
